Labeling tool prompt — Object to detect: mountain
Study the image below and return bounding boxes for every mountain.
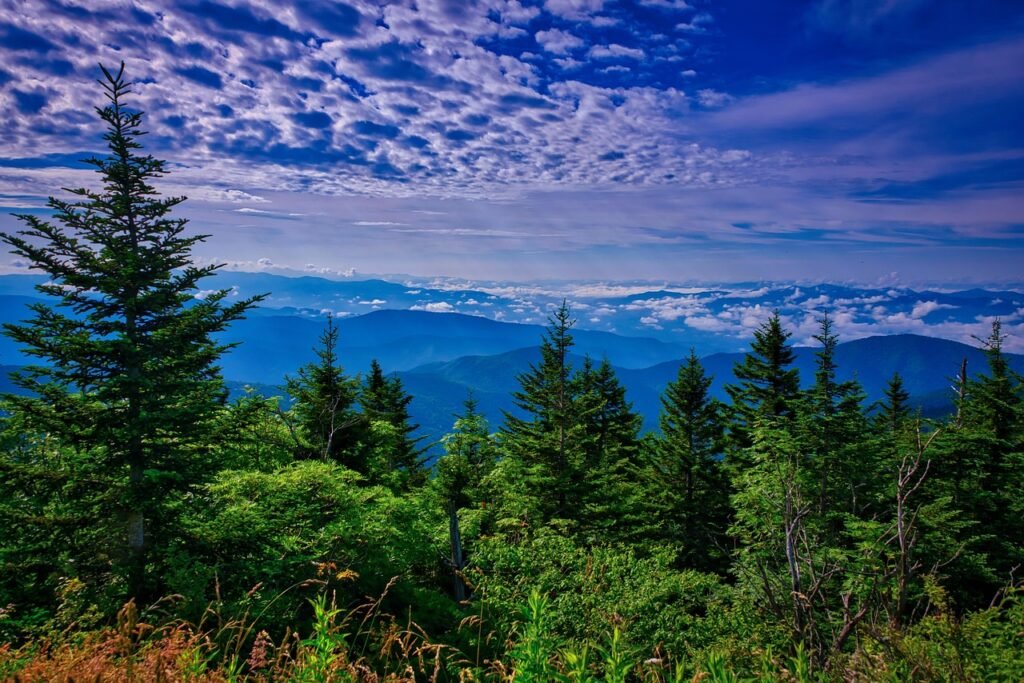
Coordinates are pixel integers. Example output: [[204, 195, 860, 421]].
[[216, 309, 689, 383], [396, 334, 1024, 445]]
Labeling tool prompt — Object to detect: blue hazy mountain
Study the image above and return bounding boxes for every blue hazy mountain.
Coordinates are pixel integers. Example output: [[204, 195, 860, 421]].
[[398, 334, 1024, 444], [0, 272, 1020, 454], [1, 272, 1020, 354], [215, 309, 689, 383]]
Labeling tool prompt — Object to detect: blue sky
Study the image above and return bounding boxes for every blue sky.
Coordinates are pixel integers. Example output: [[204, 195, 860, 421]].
[[0, 0, 1022, 283]]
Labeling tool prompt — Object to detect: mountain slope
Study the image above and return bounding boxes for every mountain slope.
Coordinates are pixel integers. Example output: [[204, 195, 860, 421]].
[[399, 334, 1024, 441]]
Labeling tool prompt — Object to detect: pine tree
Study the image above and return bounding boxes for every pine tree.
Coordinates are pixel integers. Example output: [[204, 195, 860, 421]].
[[575, 356, 643, 542], [359, 359, 425, 488], [645, 350, 730, 571], [284, 315, 361, 464], [725, 311, 801, 451], [0, 64, 263, 603], [501, 300, 581, 525]]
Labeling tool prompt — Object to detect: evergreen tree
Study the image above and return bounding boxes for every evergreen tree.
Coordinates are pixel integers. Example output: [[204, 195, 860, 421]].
[[726, 312, 800, 447], [937, 321, 1024, 600], [359, 359, 425, 488], [875, 372, 912, 435], [284, 315, 361, 464], [501, 301, 581, 525], [437, 394, 497, 600], [575, 357, 643, 542], [803, 314, 867, 516], [644, 350, 730, 572], [0, 64, 262, 603]]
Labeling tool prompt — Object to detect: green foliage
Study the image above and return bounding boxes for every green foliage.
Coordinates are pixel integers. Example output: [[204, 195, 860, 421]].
[[642, 350, 730, 572], [471, 531, 742, 660], [0, 63, 262, 608], [359, 359, 426, 489], [180, 460, 447, 634], [285, 315, 362, 465], [726, 311, 801, 449]]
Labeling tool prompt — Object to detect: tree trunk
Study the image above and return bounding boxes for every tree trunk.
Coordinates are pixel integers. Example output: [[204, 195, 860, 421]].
[[448, 498, 466, 602]]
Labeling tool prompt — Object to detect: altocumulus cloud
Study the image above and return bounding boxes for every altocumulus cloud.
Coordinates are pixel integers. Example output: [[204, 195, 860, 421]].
[[0, 0, 738, 200]]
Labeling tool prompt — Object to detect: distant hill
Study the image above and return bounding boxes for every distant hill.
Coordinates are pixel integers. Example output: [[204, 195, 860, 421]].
[[2, 332, 1020, 462], [216, 309, 689, 383], [398, 334, 1024, 444]]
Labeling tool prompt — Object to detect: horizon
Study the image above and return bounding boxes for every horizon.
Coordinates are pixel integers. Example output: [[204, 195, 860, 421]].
[[1, 1, 1023, 283]]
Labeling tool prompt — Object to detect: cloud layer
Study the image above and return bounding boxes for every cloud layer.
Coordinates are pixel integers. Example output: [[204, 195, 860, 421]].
[[0, 0, 1022, 282]]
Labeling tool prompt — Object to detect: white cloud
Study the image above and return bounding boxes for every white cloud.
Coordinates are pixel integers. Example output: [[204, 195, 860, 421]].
[[535, 28, 584, 55], [588, 44, 646, 60], [910, 300, 956, 319], [545, 0, 605, 20], [697, 88, 733, 108], [411, 301, 456, 312]]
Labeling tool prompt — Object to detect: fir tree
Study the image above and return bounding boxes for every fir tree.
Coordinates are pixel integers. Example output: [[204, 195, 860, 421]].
[[359, 359, 425, 488], [0, 64, 263, 602], [437, 394, 497, 600], [284, 315, 361, 464], [501, 300, 581, 524], [875, 372, 912, 435], [725, 311, 801, 451], [575, 356, 643, 542], [645, 350, 730, 572], [804, 314, 867, 516]]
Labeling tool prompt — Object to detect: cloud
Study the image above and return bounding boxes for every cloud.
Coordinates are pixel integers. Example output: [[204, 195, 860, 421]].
[[697, 88, 733, 108], [588, 44, 646, 60], [544, 0, 605, 20], [910, 300, 955, 319], [535, 28, 585, 55], [411, 301, 455, 312]]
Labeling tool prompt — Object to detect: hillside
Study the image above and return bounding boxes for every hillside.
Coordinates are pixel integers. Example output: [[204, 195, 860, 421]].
[[397, 334, 1024, 442]]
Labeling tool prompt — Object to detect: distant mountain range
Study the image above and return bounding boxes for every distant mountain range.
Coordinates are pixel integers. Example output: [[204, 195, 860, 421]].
[[397, 334, 1024, 446], [0, 272, 1020, 454]]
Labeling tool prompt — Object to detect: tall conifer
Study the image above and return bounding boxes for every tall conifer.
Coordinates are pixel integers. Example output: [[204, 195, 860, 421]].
[[0, 64, 263, 602]]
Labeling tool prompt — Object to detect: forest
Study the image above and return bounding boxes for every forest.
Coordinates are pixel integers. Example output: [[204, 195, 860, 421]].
[[0, 66, 1022, 682]]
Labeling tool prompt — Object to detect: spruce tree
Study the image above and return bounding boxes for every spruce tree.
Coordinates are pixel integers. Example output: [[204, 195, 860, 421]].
[[725, 311, 801, 451], [575, 356, 643, 542], [0, 64, 263, 603], [437, 394, 497, 600], [645, 350, 730, 571], [804, 314, 867, 516], [284, 315, 361, 464], [875, 372, 912, 435], [501, 300, 581, 524], [359, 359, 425, 488]]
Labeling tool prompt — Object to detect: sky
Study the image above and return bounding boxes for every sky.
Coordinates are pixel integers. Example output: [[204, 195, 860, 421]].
[[0, 0, 1022, 284]]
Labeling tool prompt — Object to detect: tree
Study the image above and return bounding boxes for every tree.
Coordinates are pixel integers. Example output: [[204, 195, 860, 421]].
[[575, 356, 643, 542], [501, 300, 581, 525], [875, 372, 912, 436], [725, 311, 801, 450], [284, 315, 361, 464], [0, 64, 263, 603], [803, 314, 867, 517], [358, 359, 425, 488], [644, 350, 730, 571], [437, 394, 497, 600]]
